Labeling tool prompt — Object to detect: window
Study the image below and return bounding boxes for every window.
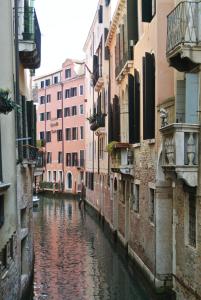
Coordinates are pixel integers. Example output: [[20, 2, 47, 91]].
[[54, 76, 58, 84], [71, 87, 77, 97], [48, 171, 51, 182], [40, 96, 45, 104], [40, 113, 45, 121], [46, 131, 51, 143], [80, 85, 84, 95], [189, 189, 196, 247], [80, 126, 84, 139], [45, 79, 50, 86], [80, 150, 84, 167], [40, 131, 44, 140], [149, 188, 155, 223], [40, 81, 44, 88], [47, 152, 52, 164], [46, 112, 51, 120], [80, 104, 84, 114], [58, 152, 63, 163], [72, 153, 78, 166], [57, 129, 63, 141], [72, 127, 78, 140], [64, 107, 71, 117], [65, 89, 71, 99], [143, 53, 155, 140], [66, 153, 72, 166], [59, 171, 63, 182], [133, 184, 139, 213], [99, 137, 104, 159], [66, 128, 71, 141], [53, 171, 57, 182], [72, 106, 77, 116], [57, 91, 62, 100], [65, 68, 71, 79], [121, 181, 126, 204], [46, 94, 51, 103], [142, 0, 156, 22], [0, 195, 4, 228], [57, 109, 62, 119]]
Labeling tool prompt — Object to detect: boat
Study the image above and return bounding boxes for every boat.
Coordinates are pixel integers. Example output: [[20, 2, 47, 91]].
[[33, 195, 39, 207]]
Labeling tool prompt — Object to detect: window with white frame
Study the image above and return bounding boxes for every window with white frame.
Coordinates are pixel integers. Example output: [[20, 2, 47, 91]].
[[80, 126, 84, 139], [65, 68, 71, 79], [40, 113, 45, 121], [46, 94, 51, 103], [80, 85, 84, 95], [47, 152, 52, 164], [48, 171, 51, 182], [80, 104, 84, 114]]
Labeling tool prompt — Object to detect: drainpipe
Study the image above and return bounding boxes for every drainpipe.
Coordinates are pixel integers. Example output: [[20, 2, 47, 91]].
[[44, 87, 47, 179], [61, 81, 65, 192], [92, 32, 95, 189]]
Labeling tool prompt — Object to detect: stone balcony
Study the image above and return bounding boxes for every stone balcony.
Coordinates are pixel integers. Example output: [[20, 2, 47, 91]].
[[110, 143, 134, 176], [160, 123, 199, 187], [166, 1, 201, 72]]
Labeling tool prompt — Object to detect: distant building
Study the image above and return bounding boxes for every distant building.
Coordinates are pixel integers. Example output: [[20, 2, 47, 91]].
[[34, 59, 85, 194], [0, 0, 41, 299], [83, 0, 112, 225]]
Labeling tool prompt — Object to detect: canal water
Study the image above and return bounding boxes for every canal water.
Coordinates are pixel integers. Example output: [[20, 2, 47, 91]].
[[33, 195, 159, 300]]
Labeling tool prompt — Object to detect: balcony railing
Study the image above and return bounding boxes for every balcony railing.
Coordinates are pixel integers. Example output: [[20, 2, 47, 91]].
[[166, 1, 201, 70], [115, 49, 133, 80], [90, 113, 106, 131], [18, 7, 41, 69], [160, 123, 199, 187]]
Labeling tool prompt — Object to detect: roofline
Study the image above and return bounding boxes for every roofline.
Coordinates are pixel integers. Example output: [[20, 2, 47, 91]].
[[105, 0, 125, 47]]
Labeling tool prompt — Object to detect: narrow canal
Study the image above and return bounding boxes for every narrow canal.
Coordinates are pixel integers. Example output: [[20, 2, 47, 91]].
[[32, 195, 160, 300]]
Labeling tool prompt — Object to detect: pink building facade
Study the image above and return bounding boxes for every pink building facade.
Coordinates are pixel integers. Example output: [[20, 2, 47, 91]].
[[34, 59, 85, 194]]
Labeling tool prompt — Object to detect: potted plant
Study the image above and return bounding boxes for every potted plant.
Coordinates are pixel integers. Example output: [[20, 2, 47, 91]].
[[0, 88, 20, 114]]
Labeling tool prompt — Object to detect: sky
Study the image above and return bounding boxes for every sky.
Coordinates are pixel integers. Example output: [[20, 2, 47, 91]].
[[34, 0, 101, 76]]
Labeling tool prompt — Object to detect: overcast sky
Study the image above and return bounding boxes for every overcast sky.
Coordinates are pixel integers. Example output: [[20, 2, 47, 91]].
[[34, 0, 117, 76]]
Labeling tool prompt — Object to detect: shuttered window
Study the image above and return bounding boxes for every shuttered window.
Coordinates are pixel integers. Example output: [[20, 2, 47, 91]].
[[128, 74, 135, 144], [143, 53, 155, 140], [142, 0, 156, 23], [133, 69, 140, 143], [98, 5, 103, 23], [127, 0, 138, 45], [112, 95, 120, 142]]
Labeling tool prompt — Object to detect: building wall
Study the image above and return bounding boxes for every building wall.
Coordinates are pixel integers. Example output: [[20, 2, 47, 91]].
[[35, 59, 86, 194]]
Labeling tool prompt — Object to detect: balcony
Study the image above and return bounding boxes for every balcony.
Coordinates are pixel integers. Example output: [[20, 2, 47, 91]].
[[115, 50, 133, 82], [110, 143, 134, 176], [89, 113, 106, 132], [93, 65, 104, 92], [166, 1, 201, 72], [18, 7, 41, 69], [160, 123, 199, 187]]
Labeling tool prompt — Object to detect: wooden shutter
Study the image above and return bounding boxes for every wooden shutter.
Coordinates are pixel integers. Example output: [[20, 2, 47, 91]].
[[104, 28, 110, 60], [120, 24, 124, 62], [134, 70, 140, 143], [127, 0, 138, 44], [98, 5, 103, 23], [142, 0, 152, 22], [128, 74, 135, 144], [143, 53, 155, 140], [113, 95, 120, 142]]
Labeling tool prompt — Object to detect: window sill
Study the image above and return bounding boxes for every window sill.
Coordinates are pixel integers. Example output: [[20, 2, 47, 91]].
[[0, 182, 10, 193], [133, 143, 141, 148], [147, 139, 155, 145]]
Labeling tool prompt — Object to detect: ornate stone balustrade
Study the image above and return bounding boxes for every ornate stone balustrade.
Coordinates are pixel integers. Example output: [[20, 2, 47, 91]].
[[160, 123, 199, 187]]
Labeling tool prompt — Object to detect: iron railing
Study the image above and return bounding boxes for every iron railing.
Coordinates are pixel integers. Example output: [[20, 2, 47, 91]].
[[93, 64, 103, 87], [90, 113, 106, 131], [18, 7, 41, 68], [167, 1, 201, 53], [115, 49, 133, 78]]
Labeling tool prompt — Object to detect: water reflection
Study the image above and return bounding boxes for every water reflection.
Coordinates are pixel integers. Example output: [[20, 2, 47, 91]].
[[33, 195, 151, 300]]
